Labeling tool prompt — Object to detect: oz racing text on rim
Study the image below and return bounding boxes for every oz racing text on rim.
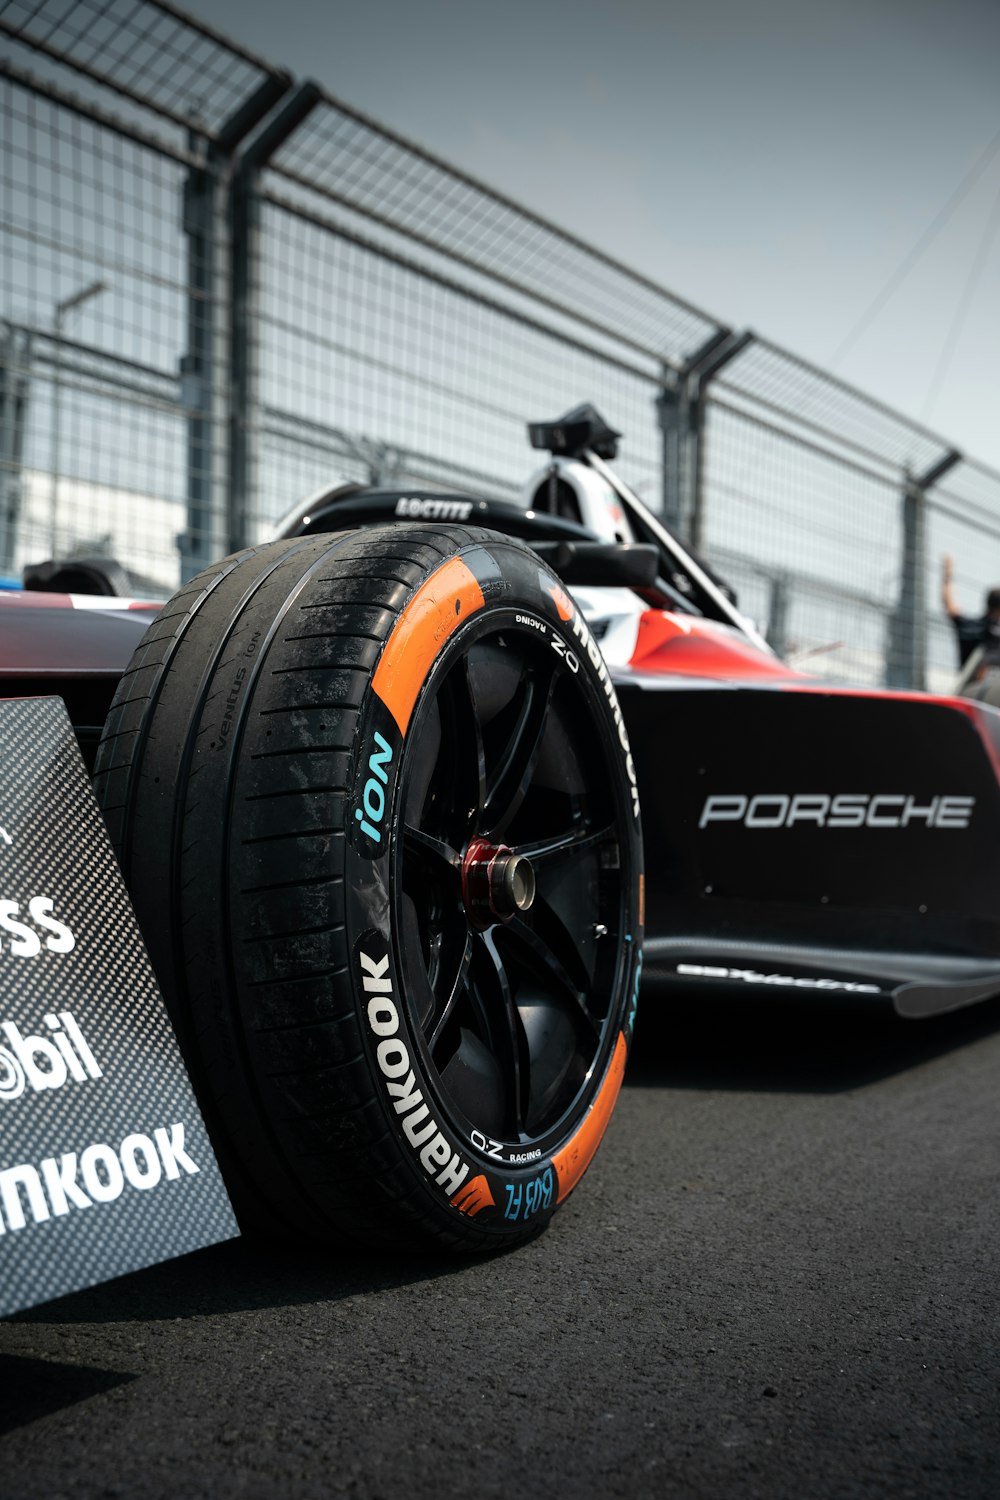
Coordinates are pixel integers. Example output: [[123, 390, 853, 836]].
[[393, 609, 632, 1164]]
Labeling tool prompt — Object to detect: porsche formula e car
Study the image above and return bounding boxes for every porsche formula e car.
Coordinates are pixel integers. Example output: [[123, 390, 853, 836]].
[[4, 404, 999, 1253]]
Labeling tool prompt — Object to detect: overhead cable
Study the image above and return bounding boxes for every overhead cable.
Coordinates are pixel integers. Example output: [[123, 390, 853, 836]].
[[829, 123, 1000, 368]]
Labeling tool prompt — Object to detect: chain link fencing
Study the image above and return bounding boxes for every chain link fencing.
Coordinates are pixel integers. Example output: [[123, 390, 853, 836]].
[[3, 0, 999, 691]]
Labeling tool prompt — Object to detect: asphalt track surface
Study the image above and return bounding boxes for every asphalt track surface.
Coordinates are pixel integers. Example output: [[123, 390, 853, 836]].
[[3, 989, 999, 1500]]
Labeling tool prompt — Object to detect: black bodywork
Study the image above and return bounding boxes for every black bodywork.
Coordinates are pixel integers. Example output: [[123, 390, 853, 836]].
[[6, 464, 1000, 1021]]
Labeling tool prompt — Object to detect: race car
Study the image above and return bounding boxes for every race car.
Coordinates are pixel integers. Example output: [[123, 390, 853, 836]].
[[4, 403, 999, 1254]]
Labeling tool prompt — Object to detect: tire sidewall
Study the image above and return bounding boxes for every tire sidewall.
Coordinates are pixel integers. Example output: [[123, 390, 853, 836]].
[[343, 532, 642, 1237]]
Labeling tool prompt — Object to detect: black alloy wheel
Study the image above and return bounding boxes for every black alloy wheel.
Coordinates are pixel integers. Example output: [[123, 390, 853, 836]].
[[397, 619, 629, 1162]]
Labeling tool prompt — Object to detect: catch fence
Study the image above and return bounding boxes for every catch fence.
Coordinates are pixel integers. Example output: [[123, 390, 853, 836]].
[[2, 0, 999, 689]]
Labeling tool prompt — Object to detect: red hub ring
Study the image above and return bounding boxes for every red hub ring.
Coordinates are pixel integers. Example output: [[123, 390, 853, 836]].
[[461, 838, 536, 930]]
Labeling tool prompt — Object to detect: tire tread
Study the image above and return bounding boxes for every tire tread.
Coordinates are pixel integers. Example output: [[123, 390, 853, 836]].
[[94, 525, 543, 1251]]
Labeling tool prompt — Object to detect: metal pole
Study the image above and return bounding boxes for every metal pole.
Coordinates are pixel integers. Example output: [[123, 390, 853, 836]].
[[766, 570, 791, 658], [655, 364, 683, 528], [656, 329, 748, 548], [178, 74, 294, 584], [677, 330, 731, 544], [0, 327, 31, 575], [227, 81, 322, 558], [49, 313, 61, 555], [686, 330, 754, 554], [48, 280, 107, 555], [179, 126, 228, 582], [885, 448, 961, 689], [886, 469, 927, 690]]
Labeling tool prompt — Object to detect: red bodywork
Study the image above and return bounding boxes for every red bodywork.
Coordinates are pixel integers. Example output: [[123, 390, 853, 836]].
[[629, 610, 799, 680]]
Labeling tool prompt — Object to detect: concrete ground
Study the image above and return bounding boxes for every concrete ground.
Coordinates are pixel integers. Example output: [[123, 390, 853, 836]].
[[3, 991, 999, 1499]]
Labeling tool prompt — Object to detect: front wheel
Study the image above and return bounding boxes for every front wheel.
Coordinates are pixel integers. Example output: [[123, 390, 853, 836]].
[[94, 523, 643, 1252]]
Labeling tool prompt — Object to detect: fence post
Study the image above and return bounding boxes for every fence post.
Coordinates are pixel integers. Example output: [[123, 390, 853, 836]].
[[657, 330, 752, 548], [765, 569, 791, 658], [178, 76, 292, 584], [885, 448, 961, 689], [0, 326, 31, 576], [179, 128, 231, 583], [686, 330, 754, 554], [658, 330, 728, 544], [656, 364, 684, 530], [227, 81, 322, 558]]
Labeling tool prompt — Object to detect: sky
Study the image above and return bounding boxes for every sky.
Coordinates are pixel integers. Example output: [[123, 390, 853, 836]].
[[189, 0, 1000, 469]]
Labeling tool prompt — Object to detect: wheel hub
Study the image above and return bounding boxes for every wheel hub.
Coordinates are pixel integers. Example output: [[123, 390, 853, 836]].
[[461, 837, 536, 929]]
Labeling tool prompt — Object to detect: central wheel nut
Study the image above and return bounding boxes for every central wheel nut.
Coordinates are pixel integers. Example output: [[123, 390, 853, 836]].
[[461, 839, 536, 928]]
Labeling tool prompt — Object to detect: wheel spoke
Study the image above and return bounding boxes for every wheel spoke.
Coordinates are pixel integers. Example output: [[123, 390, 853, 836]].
[[482, 660, 558, 837], [447, 653, 487, 824], [400, 693, 443, 829], [403, 822, 461, 874], [428, 929, 474, 1055], [533, 890, 596, 996], [472, 929, 525, 1137], [514, 821, 617, 868], [504, 916, 599, 1040]]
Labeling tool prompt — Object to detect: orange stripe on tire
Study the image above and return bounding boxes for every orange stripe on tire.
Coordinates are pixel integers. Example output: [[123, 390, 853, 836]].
[[451, 1174, 495, 1217], [551, 1031, 628, 1204], [372, 558, 485, 734]]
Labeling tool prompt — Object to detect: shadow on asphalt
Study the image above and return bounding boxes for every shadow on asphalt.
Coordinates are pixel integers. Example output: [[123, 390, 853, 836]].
[[0, 1354, 137, 1437], [8, 1234, 478, 1328], [2, 1236, 486, 1431], [627, 987, 1000, 1093]]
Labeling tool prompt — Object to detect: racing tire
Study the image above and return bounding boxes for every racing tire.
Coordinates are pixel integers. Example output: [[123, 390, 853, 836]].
[[24, 553, 131, 597], [93, 524, 643, 1252]]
